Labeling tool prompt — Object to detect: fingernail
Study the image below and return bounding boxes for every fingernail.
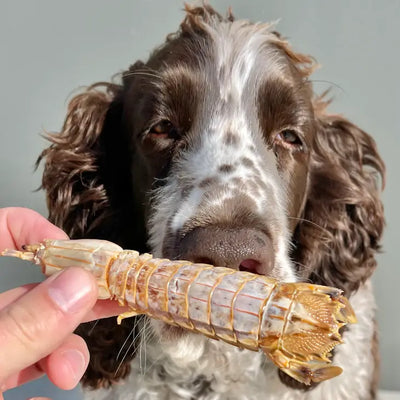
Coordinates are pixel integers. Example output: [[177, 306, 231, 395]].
[[47, 268, 94, 313], [28, 398, 52, 400], [61, 349, 87, 384]]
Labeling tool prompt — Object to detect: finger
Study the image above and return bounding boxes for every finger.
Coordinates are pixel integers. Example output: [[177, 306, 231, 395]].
[[0, 207, 68, 251], [0, 284, 38, 310], [2, 334, 88, 392], [1, 361, 44, 392], [0, 284, 130, 321], [41, 333, 89, 390], [83, 299, 130, 322], [0, 267, 97, 383]]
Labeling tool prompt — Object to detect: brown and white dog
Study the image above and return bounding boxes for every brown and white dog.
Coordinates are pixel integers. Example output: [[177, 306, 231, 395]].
[[39, 5, 385, 400]]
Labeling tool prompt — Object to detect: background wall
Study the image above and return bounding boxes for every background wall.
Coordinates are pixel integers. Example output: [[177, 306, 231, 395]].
[[1, 1, 398, 399]]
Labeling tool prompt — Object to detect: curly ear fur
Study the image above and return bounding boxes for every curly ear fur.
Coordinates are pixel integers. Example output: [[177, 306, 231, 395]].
[[38, 82, 147, 389], [39, 83, 118, 237], [292, 103, 385, 297]]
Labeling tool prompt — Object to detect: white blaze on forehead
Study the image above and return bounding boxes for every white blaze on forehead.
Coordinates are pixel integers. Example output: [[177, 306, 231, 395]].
[[211, 20, 280, 103]]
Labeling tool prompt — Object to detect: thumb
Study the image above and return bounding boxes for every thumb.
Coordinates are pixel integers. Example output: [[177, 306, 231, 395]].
[[0, 267, 97, 384]]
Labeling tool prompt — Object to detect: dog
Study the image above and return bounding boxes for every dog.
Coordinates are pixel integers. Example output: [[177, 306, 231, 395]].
[[39, 5, 385, 400]]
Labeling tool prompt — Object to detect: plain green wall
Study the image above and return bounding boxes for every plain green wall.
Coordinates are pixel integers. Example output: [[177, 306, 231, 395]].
[[1, 1, 398, 398]]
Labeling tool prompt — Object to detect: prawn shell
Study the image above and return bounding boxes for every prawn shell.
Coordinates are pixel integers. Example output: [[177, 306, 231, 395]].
[[1, 238, 357, 385]]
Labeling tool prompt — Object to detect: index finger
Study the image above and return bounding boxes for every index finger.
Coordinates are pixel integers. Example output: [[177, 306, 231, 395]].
[[1, 285, 130, 322], [83, 299, 130, 322], [0, 207, 68, 251]]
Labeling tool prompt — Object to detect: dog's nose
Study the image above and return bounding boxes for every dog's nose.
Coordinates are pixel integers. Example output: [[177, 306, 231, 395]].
[[178, 227, 274, 275]]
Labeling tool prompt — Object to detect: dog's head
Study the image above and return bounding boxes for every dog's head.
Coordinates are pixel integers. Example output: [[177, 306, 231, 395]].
[[39, 5, 384, 389]]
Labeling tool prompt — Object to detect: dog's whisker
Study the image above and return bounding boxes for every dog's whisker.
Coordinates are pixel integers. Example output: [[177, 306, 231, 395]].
[[123, 70, 162, 80], [116, 319, 139, 361], [114, 333, 138, 377], [288, 216, 330, 235], [141, 326, 165, 376], [134, 319, 148, 375], [135, 318, 151, 376], [114, 318, 148, 377], [143, 321, 147, 375], [87, 319, 100, 336], [309, 79, 345, 94], [130, 318, 148, 349]]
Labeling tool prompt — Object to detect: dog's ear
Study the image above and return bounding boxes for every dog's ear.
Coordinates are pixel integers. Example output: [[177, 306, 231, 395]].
[[292, 103, 385, 297], [38, 81, 147, 249], [39, 83, 121, 239]]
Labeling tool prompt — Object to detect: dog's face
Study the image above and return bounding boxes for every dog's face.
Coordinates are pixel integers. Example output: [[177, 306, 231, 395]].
[[123, 15, 315, 288]]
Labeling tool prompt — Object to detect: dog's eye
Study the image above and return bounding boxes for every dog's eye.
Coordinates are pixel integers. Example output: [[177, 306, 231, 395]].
[[149, 120, 179, 139], [276, 129, 303, 148]]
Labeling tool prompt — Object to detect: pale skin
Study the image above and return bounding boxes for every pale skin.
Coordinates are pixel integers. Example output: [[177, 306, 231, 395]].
[[0, 207, 128, 400]]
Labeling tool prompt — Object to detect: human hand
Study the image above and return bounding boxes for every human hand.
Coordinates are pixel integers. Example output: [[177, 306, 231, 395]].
[[0, 207, 127, 397]]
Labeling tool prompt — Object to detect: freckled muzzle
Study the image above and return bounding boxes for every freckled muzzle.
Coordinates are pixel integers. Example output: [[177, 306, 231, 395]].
[[158, 147, 289, 279]]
